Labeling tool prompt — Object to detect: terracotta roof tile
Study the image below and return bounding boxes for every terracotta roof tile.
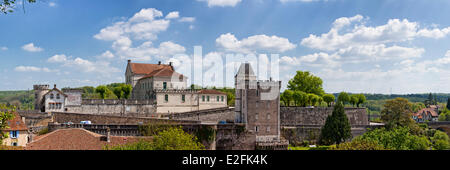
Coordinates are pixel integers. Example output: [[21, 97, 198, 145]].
[[129, 63, 173, 75], [198, 89, 226, 95], [139, 67, 185, 80], [3, 112, 28, 131], [25, 128, 152, 150]]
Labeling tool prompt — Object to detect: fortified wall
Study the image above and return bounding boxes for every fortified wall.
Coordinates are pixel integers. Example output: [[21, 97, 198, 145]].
[[64, 99, 156, 117], [279, 107, 370, 145]]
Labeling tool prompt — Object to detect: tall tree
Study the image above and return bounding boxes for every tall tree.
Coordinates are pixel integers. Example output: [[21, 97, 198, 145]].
[[381, 98, 419, 133], [287, 71, 325, 96], [113, 87, 123, 99], [121, 84, 132, 99], [350, 95, 358, 107], [95, 85, 110, 99], [319, 102, 352, 145]]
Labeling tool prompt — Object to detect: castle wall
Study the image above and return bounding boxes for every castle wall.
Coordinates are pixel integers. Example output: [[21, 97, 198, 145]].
[[170, 107, 234, 122], [64, 99, 157, 117], [280, 107, 369, 126]]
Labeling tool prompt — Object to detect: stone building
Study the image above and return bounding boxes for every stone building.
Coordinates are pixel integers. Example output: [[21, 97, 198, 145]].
[[235, 63, 282, 143]]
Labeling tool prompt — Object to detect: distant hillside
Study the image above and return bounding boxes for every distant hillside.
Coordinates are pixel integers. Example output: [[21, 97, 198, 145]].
[[0, 90, 34, 110]]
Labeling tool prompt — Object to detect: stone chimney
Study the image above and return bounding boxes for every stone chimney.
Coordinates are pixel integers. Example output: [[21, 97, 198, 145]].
[[54, 84, 57, 89], [158, 61, 161, 65], [128, 60, 131, 63], [169, 62, 172, 66]]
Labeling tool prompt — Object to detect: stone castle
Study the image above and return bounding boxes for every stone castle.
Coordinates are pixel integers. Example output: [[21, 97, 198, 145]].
[[33, 60, 228, 117]]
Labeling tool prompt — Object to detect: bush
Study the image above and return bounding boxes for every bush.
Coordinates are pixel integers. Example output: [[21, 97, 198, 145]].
[[431, 131, 450, 150], [358, 127, 430, 150], [333, 138, 385, 150]]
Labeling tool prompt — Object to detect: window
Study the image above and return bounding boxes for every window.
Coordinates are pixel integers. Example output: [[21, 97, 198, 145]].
[[207, 96, 210, 102], [56, 94, 60, 99], [221, 96, 224, 102], [165, 94, 168, 102], [10, 131, 18, 139], [163, 82, 167, 90], [50, 94, 54, 99], [11, 142, 18, 146], [255, 113, 259, 120], [217, 96, 220, 102], [255, 126, 259, 133], [202, 95, 205, 102], [182, 95, 185, 102], [267, 113, 271, 120], [267, 126, 271, 132]]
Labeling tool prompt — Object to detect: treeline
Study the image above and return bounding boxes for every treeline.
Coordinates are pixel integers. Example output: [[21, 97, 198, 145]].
[[0, 90, 34, 110], [358, 93, 450, 103]]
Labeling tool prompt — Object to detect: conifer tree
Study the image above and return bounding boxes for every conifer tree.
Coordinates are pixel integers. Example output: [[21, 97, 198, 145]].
[[319, 102, 352, 145]]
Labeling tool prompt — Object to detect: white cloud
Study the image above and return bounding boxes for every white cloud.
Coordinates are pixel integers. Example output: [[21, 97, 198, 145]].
[[14, 66, 54, 72], [301, 15, 450, 51], [197, 0, 242, 7], [280, 0, 323, 3], [179, 17, 196, 23], [97, 51, 115, 59], [165, 11, 180, 19], [216, 33, 296, 53], [95, 8, 188, 61], [0, 46, 7, 51], [47, 54, 68, 63], [22, 43, 43, 52], [49, 2, 56, 7]]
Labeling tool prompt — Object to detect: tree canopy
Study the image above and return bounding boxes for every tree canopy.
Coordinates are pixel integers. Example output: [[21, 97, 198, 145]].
[[287, 71, 325, 96], [381, 98, 420, 134], [0, 104, 15, 144]]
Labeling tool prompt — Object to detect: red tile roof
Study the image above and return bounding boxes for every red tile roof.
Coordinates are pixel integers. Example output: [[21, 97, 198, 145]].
[[198, 89, 226, 95], [139, 67, 185, 80], [25, 128, 152, 150], [414, 108, 439, 117], [129, 62, 173, 75], [3, 112, 28, 131]]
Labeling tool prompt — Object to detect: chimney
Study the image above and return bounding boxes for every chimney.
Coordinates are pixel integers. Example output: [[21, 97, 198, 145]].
[[158, 61, 161, 65], [169, 62, 173, 66], [106, 127, 111, 143], [54, 84, 57, 89], [128, 60, 131, 63]]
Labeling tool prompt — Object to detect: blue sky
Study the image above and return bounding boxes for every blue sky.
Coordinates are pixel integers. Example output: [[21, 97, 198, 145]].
[[1, 0, 450, 94]]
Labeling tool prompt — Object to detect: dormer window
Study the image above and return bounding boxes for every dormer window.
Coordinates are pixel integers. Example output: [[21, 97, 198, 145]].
[[50, 94, 54, 99], [56, 94, 60, 99]]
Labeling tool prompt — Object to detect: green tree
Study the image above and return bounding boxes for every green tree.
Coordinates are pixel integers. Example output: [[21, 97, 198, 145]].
[[0, 104, 15, 144], [113, 87, 123, 99], [337, 92, 350, 105], [308, 93, 319, 106], [358, 127, 430, 150], [356, 94, 366, 107], [350, 95, 358, 107], [292, 91, 304, 106], [287, 71, 325, 96], [381, 98, 420, 134], [121, 84, 132, 99], [322, 94, 335, 107], [319, 102, 352, 145], [95, 85, 110, 99], [152, 127, 205, 150], [281, 90, 293, 106], [431, 130, 450, 150], [411, 102, 426, 113]]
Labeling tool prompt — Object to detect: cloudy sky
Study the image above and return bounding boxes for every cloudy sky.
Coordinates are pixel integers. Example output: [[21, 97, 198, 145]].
[[1, 0, 450, 94]]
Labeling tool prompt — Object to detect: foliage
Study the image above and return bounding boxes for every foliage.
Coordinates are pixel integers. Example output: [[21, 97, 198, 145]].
[[152, 127, 205, 150], [112, 84, 132, 99], [195, 126, 216, 142], [350, 95, 358, 107], [281, 90, 293, 106], [0, 90, 34, 110], [337, 92, 350, 105], [447, 98, 450, 110], [332, 138, 385, 150], [430, 130, 449, 150], [0, 104, 15, 144], [287, 71, 325, 96], [322, 94, 335, 107], [438, 109, 450, 121], [138, 124, 178, 136], [319, 102, 352, 145], [381, 98, 420, 134], [357, 127, 430, 150], [1, 0, 35, 14], [217, 88, 235, 107], [108, 126, 205, 150]]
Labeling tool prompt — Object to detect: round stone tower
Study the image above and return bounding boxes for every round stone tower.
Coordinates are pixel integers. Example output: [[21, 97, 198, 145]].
[[33, 84, 50, 112]]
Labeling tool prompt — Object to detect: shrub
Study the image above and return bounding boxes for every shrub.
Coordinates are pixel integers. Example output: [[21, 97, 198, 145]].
[[431, 131, 450, 150], [333, 138, 385, 150]]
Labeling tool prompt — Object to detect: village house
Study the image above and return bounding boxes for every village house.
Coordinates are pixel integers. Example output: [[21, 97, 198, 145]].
[[2, 112, 29, 147], [412, 105, 439, 122]]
